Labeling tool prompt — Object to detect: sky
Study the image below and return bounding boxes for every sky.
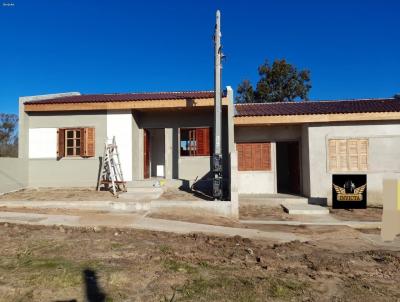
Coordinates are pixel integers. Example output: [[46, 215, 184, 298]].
[[0, 0, 399, 114]]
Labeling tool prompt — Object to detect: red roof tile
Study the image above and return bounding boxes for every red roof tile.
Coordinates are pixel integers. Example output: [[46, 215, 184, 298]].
[[234, 98, 400, 116], [24, 91, 220, 105]]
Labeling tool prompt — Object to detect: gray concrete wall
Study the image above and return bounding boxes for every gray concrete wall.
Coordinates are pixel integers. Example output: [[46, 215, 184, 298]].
[[27, 111, 107, 187], [234, 125, 301, 194], [138, 107, 230, 182], [0, 158, 28, 194], [307, 121, 400, 205], [149, 128, 165, 177]]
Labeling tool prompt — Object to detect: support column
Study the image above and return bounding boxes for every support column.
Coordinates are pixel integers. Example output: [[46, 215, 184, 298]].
[[165, 128, 173, 179]]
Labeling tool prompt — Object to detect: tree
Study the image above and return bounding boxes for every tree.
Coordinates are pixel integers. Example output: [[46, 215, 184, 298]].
[[0, 113, 18, 157], [236, 59, 311, 103], [235, 79, 255, 103]]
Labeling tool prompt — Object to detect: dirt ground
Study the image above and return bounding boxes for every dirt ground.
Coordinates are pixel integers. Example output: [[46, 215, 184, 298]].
[[0, 222, 399, 302], [240, 205, 294, 221], [148, 208, 242, 227], [240, 205, 383, 222], [0, 187, 116, 201], [0, 187, 207, 202], [330, 207, 382, 221]]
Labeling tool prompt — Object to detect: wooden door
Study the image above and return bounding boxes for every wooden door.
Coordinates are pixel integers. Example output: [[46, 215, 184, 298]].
[[288, 142, 301, 194], [144, 129, 150, 179]]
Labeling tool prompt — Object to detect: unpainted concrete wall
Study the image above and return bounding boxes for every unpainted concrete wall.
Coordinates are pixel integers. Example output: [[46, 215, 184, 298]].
[[307, 121, 400, 205], [0, 158, 28, 194], [138, 107, 230, 182], [235, 125, 301, 194]]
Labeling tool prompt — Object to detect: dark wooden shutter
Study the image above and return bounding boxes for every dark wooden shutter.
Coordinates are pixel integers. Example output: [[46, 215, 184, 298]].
[[237, 142, 271, 171], [237, 144, 244, 171], [260, 143, 271, 170], [79, 128, 85, 156], [83, 128, 95, 157], [57, 128, 65, 159], [195, 128, 210, 156]]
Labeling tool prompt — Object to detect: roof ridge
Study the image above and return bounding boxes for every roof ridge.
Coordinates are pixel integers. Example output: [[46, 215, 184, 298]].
[[235, 97, 396, 106], [81, 90, 215, 96]]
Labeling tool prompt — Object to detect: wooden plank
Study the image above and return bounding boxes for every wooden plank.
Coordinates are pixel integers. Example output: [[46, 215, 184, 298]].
[[234, 112, 400, 125], [24, 97, 229, 112]]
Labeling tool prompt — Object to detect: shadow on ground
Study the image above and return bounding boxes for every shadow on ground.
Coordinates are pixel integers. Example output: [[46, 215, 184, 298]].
[[54, 268, 106, 302]]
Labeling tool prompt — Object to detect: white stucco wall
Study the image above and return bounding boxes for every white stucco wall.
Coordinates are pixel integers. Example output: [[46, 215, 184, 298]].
[[107, 110, 133, 181], [307, 122, 400, 205], [28, 128, 57, 159]]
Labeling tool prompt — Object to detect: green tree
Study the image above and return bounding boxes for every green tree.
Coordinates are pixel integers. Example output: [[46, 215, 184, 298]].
[[235, 79, 255, 103], [0, 113, 18, 157], [236, 59, 311, 103]]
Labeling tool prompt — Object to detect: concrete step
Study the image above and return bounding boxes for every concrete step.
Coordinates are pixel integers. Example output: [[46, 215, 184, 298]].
[[119, 187, 164, 200], [281, 203, 330, 215], [240, 194, 308, 206], [126, 179, 185, 189]]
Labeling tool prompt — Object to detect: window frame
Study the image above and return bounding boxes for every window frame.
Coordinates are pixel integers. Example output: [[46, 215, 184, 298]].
[[179, 127, 212, 157], [57, 127, 96, 159], [65, 128, 82, 157], [327, 138, 369, 172]]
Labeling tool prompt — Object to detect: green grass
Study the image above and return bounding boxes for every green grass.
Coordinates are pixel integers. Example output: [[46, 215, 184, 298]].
[[164, 259, 198, 274]]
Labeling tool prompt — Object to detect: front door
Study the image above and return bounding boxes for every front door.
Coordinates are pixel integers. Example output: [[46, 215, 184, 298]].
[[276, 141, 301, 195], [144, 129, 150, 179]]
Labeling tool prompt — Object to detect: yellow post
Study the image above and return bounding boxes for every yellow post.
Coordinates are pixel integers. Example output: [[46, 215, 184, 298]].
[[381, 179, 400, 241]]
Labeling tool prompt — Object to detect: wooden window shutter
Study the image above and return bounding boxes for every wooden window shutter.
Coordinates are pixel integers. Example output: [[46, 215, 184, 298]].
[[195, 128, 211, 156], [57, 128, 65, 158], [358, 139, 368, 170], [337, 139, 348, 171], [196, 128, 205, 156], [237, 142, 271, 171], [237, 144, 244, 171], [83, 128, 95, 157], [347, 139, 359, 171], [260, 143, 271, 170]]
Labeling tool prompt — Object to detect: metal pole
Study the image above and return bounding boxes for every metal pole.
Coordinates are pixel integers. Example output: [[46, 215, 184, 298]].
[[213, 10, 223, 200]]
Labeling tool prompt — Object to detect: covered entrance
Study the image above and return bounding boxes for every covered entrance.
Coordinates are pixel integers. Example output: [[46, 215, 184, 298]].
[[143, 128, 165, 179], [276, 141, 301, 195]]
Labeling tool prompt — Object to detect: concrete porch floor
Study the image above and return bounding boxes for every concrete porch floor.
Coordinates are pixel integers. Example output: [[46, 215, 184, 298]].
[[240, 193, 308, 206]]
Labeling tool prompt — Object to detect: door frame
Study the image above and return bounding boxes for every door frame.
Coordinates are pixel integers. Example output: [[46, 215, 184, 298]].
[[143, 129, 150, 179], [275, 140, 302, 195]]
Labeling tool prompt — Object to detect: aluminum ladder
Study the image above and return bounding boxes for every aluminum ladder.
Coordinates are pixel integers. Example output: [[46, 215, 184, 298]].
[[96, 136, 127, 196]]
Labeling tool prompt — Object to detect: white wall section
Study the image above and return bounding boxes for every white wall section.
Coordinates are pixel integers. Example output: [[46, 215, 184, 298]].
[[29, 128, 57, 159], [107, 110, 133, 181]]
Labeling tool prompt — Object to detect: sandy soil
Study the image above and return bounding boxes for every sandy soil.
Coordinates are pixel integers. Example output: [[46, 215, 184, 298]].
[[0, 187, 116, 201], [330, 207, 383, 221], [240, 205, 295, 221], [160, 188, 209, 201], [0, 222, 399, 302], [147, 208, 242, 227]]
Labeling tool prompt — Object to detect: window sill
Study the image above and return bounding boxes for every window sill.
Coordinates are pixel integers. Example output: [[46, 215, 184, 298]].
[[238, 170, 272, 173], [179, 156, 211, 159]]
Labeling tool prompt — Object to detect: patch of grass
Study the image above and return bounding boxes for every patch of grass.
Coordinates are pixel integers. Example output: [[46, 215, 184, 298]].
[[163, 259, 197, 274], [159, 244, 172, 254], [110, 242, 123, 250], [171, 272, 309, 301], [177, 275, 258, 301], [267, 277, 307, 299]]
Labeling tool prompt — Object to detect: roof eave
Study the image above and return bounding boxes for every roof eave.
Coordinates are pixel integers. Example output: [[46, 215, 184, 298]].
[[234, 111, 400, 125]]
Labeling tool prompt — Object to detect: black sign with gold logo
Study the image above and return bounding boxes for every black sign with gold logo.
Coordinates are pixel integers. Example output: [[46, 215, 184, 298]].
[[332, 175, 367, 209]]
